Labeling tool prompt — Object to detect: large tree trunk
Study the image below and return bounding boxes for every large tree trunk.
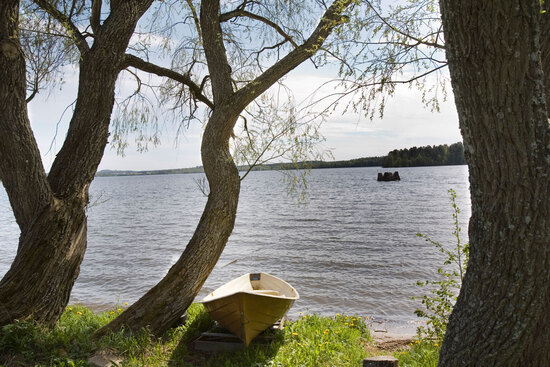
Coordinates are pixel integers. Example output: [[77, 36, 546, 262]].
[[0, 198, 87, 325], [0, 0, 153, 327], [438, 1, 550, 365], [0, 50, 119, 326], [540, 3, 550, 111]]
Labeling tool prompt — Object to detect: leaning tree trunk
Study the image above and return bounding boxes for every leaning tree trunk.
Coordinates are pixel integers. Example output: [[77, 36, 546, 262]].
[[97, 0, 354, 336], [96, 107, 241, 336], [438, 1, 550, 366], [0, 0, 153, 327], [96, 0, 241, 336]]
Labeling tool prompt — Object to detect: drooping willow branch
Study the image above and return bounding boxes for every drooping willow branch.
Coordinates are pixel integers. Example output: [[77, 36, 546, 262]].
[[220, 9, 299, 49], [32, 0, 89, 53], [365, 0, 445, 50]]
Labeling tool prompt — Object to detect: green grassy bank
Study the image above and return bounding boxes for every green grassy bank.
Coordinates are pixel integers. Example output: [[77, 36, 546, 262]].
[[0, 304, 439, 366]]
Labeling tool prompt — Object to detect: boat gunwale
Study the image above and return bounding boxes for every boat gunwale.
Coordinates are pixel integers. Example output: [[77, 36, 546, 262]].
[[200, 289, 299, 303], [199, 272, 300, 303]]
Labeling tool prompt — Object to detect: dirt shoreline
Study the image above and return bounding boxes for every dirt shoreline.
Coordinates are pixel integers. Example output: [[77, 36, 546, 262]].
[[371, 330, 415, 352]]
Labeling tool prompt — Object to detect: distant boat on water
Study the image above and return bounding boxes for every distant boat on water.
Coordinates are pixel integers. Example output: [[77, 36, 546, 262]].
[[200, 272, 299, 346]]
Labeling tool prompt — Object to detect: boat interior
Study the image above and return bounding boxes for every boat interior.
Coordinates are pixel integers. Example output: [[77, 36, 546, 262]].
[[201, 272, 299, 301]]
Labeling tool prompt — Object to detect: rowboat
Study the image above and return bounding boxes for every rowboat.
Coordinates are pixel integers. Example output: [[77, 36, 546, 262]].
[[200, 272, 299, 346]]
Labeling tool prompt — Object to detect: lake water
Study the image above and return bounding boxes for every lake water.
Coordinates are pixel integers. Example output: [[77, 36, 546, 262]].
[[0, 166, 470, 333]]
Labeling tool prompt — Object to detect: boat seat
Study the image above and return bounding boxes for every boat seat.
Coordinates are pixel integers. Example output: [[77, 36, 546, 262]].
[[253, 289, 281, 296]]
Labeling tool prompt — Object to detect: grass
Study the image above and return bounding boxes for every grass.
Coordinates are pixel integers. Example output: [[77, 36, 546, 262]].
[[204, 313, 371, 367], [0, 304, 439, 366], [395, 338, 441, 367]]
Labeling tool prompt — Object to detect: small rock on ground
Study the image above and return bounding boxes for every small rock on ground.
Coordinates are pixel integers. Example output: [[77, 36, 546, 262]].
[[87, 349, 123, 367]]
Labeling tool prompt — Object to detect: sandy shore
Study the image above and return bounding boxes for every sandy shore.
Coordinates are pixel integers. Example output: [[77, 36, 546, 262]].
[[372, 331, 415, 350], [367, 320, 418, 351]]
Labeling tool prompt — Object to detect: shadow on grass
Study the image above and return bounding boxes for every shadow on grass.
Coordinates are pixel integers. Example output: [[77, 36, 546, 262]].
[[167, 314, 284, 367]]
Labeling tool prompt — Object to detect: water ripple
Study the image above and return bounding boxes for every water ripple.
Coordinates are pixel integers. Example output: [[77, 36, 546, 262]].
[[0, 166, 470, 329]]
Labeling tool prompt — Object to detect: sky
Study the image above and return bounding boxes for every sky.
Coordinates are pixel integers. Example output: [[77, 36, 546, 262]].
[[22, 0, 462, 172], [27, 61, 461, 172]]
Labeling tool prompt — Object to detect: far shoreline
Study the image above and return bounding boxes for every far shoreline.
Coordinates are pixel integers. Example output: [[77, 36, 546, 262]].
[[96, 162, 468, 178], [96, 142, 466, 177]]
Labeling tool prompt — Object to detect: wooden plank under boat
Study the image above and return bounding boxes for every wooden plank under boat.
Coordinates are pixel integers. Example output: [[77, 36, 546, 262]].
[[200, 272, 299, 346]]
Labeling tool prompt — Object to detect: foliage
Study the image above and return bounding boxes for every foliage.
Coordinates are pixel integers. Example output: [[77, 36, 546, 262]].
[[18, 0, 451, 165], [414, 188, 469, 341], [382, 142, 465, 167], [19, 0, 80, 103], [231, 91, 331, 201], [270, 156, 384, 170], [309, 0, 448, 120], [109, 0, 345, 157], [0, 304, 374, 367], [395, 339, 440, 367], [0, 305, 117, 366]]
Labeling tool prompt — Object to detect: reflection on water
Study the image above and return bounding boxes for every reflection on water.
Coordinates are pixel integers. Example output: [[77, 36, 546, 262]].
[[0, 166, 470, 330]]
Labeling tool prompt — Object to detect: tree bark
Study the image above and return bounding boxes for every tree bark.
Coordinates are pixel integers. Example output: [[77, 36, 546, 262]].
[[0, 198, 87, 325], [96, 0, 242, 336], [438, 1, 550, 366], [0, 0, 50, 234], [0, 0, 153, 327], [97, 0, 354, 336], [539, 4, 550, 110], [95, 107, 242, 336]]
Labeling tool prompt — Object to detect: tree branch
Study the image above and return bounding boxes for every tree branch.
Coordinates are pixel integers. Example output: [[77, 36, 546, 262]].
[[47, 0, 154, 197], [32, 0, 89, 53], [239, 123, 294, 181], [123, 54, 214, 109], [220, 9, 299, 49], [201, 0, 234, 104], [26, 75, 39, 103], [366, 0, 445, 50], [232, 0, 354, 110], [296, 63, 448, 123], [68, 0, 81, 19], [184, 0, 202, 43], [90, 0, 102, 34]]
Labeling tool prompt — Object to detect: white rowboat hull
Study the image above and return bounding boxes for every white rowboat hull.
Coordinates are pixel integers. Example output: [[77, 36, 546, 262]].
[[200, 273, 299, 346]]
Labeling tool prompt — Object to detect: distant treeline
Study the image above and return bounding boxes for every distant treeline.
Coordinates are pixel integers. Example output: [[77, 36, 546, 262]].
[[96, 167, 204, 176], [266, 156, 384, 170], [96, 142, 465, 177], [96, 157, 384, 177], [382, 142, 466, 167]]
